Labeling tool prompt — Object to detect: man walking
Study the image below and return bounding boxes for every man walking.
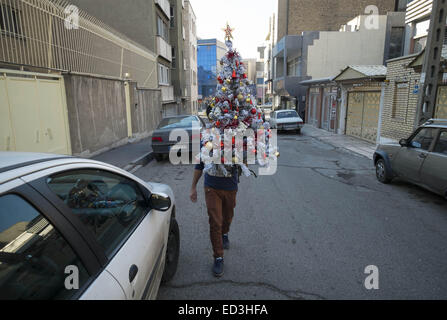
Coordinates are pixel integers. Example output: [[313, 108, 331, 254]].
[[190, 163, 238, 277]]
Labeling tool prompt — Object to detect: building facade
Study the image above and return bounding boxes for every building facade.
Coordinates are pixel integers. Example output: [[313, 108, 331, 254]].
[[0, 0, 162, 156], [69, 0, 199, 116], [273, 12, 405, 118], [277, 0, 397, 40], [197, 38, 226, 99], [181, 0, 198, 114]]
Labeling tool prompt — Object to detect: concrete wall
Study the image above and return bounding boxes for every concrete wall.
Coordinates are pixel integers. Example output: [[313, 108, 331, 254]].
[[277, 0, 396, 40], [129, 82, 163, 140], [64, 75, 163, 157], [64, 75, 128, 157], [306, 16, 389, 80]]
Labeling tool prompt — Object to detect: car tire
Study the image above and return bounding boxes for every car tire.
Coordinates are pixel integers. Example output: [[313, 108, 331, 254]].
[[375, 158, 392, 184], [161, 218, 180, 284], [296, 128, 301, 135], [154, 154, 164, 162]]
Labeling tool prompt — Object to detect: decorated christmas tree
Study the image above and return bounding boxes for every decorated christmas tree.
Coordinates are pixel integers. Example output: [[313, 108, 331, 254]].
[[198, 23, 279, 178]]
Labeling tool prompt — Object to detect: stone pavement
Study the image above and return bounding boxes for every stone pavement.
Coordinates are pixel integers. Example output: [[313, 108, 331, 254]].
[[301, 125, 377, 160]]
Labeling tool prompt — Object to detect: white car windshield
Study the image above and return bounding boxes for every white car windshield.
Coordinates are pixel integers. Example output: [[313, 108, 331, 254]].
[[277, 111, 299, 119]]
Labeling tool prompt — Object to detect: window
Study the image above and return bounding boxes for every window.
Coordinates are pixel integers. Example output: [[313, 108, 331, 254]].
[[392, 82, 409, 121], [287, 57, 300, 76], [277, 111, 299, 119], [170, 6, 175, 28], [257, 78, 264, 85], [158, 64, 170, 85], [434, 131, 447, 155], [0, 194, 89, 300], [157, 15, 169, 41], [388, 27, 404, 59], [410, 128, 437, 151], [46, 169, 150, 258], [172, 47, 176, 69], [0, 4, 22, 36]]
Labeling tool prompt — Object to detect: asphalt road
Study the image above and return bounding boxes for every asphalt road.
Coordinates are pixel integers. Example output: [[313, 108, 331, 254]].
[[134, 127, 447, 300]]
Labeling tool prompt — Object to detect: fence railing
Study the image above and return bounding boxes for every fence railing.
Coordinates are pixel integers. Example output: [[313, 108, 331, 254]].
[[0, 0, 157, 87]]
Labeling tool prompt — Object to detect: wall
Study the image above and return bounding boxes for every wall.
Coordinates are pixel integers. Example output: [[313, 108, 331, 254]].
[[68, 0, 156, 53], [64, 75, 128, 157], [380, 54, 420, 143], [129, 83, 163, 140], [64, 74, 163, 157], [306, 16, 389, 80], [277, 0, 396, 40]]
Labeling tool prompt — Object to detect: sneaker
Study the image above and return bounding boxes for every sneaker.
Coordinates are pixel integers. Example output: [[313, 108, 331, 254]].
[[223, 234, 230, 250], [213, 258, 224, 277]]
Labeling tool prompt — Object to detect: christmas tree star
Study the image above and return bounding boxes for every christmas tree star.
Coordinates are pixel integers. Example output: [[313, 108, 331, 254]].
[[223, 23, 234, 41]]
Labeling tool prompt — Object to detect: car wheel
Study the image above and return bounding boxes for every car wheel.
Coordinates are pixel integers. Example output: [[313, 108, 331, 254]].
[[161, 218, 180, 284], [154, 154, 164, 162], [375, 159, 392, 184], [296, 128, 301, 135]]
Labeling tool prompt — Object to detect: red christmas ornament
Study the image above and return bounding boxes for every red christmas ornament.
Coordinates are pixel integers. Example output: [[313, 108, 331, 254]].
[[216, 121, 221, 127], [236, 61, 239, 67], [243, 73, 247, 79], [251, 108, 257, 115], [232, 69, 237, 78], [217, 76, 223, 84], [223, 109, 229, 113]]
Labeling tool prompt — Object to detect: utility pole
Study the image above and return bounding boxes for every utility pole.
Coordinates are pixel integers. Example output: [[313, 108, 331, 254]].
[[415, 0, 447, 127]]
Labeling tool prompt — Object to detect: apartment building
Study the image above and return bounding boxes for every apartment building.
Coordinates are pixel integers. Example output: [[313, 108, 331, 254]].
[[69, 0, 199, 116], [0, 0, 162, 156], [181, 0, 198, 115], [277, 0, 396, 40]]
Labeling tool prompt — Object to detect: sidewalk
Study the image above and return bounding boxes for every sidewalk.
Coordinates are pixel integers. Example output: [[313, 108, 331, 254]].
[[92, 137, 154, 172], [302, 125, 377, 160]]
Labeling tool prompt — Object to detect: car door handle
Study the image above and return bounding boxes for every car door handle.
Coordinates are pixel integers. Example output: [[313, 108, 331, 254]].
[[129, 265, 139, 283]]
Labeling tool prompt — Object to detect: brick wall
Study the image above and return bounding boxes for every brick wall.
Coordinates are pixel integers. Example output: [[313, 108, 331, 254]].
[[278, 0, 396, 40], [380, 55, 420, 142]]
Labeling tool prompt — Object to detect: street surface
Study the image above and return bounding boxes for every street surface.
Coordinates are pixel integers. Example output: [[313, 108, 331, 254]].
[[134, 127, 447, 300]]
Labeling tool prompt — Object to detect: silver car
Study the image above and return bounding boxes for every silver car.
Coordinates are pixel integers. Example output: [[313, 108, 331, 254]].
[[374, 119, 447, 199], [152, 116, 206, 162], [0, 152, 179, 300]]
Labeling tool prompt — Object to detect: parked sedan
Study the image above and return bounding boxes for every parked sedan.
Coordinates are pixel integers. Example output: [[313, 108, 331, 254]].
[[152, 115, 206, 162], [374, 119, 447, 199], [269, 110, 304, 133], [0, 152, 179, 300]]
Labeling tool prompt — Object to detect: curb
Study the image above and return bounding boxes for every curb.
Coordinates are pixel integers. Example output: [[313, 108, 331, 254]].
[[123, 151, 155, 173]]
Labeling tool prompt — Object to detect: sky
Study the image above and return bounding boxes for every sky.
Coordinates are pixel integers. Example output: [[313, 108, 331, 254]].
[[189, 0, 278, 59]]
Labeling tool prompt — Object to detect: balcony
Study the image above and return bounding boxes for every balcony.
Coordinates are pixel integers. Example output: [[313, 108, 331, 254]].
[[161, 85, 175, 103], [155, 0, 170, 19], [157, 36, 172, 62], [273, 35, 303, 58]]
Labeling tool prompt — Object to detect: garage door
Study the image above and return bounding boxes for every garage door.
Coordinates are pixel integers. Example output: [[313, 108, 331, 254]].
[[435, 86, 447, 119], [346, 91, 381, 143], [0, 70, 71, 154]]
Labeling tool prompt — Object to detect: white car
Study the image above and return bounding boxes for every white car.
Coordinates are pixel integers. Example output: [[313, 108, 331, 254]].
[[269, 110, 304, 133], [0, 152, 179, 300]]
